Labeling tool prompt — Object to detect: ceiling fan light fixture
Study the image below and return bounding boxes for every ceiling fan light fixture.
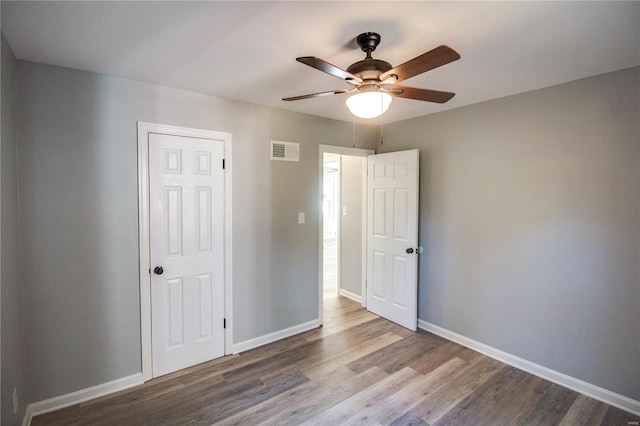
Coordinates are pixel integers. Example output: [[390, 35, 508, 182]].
[[346, 91, 392, 119]]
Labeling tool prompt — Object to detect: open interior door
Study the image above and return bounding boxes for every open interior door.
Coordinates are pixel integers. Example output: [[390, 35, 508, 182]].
[[366, 149, 419, 330]]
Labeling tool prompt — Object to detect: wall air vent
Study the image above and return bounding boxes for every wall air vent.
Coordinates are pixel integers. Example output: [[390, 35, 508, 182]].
[[271, 140, 299, 162]]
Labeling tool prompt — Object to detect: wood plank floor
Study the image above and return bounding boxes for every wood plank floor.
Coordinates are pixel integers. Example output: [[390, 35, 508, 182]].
[[33, 295, 639, 425]]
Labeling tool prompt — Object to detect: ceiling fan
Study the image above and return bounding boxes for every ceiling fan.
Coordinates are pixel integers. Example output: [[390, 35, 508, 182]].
[[283, 32, 460, 118]]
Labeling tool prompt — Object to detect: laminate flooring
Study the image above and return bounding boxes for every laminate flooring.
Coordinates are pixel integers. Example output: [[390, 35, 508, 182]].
[[33, 295, 639, 425]]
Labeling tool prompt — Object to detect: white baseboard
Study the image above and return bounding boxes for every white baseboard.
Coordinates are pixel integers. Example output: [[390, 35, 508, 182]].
[[22, 373, 143, 426], [231, 318, 321, 354], [418, 319, 640, 416], [339, 288, 362, 303]]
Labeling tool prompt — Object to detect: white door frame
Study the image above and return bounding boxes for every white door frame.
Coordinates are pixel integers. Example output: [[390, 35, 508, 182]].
[[318, 144, 373, 325], [137, 122, 233, 382]]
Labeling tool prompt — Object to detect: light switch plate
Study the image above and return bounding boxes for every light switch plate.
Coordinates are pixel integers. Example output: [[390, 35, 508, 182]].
[[298, 212, 305, 224], [342, 206, 347, 216]]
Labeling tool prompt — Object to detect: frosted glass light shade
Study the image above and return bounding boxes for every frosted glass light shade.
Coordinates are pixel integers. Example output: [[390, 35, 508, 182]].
[[346, 92, 392, 119]]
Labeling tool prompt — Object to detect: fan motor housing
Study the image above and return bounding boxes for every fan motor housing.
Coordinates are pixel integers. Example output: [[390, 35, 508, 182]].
[[347, 59, 392, 80]]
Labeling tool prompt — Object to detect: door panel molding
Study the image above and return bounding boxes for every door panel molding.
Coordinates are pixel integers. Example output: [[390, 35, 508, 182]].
[[137, 122, 232, 382]]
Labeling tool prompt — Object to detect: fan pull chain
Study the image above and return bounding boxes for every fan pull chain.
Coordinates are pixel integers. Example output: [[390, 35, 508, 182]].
[[352, 115, 356, 148], [380, 113, 384, 146], [380, 93, 385, 146]]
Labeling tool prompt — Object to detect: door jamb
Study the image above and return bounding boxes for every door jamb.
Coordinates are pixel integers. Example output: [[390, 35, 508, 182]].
[[137, 122, 233, 382], [318, 144, 373, 325]]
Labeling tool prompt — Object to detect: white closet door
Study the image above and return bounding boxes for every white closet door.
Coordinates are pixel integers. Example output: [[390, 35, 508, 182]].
[[149, 133, 225, 377]]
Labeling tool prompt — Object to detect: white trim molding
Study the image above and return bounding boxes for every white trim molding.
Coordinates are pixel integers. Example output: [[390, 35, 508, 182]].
[[231, 319, 321, 354], [137, 122, 233, 381], [22, 374, 144, 426], [339, 288, 362, 303], [418, 319, 640, 416]]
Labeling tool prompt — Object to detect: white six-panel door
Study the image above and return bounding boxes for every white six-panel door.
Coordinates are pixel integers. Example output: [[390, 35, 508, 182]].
[[149, 133, 225, 377], [366, 149, 419, 331]]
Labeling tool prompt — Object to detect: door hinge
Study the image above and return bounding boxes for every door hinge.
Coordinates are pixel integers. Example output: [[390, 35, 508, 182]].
[[222, 159, 226, 169], [148, 268, 151, 274], [223, 318, 226, 329]]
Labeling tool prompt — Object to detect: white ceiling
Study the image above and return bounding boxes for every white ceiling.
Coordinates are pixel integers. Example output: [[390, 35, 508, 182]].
[[3, 1, 639, 124]]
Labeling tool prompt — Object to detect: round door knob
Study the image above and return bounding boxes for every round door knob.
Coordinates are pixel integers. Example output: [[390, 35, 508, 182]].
[[153, 266, 164, 275], [406, 248, 414, 254]]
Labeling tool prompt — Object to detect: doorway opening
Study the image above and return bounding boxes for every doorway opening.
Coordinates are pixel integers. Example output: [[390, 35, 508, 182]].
[[318, 145, 373, 324], [322, 153, 340, 299]]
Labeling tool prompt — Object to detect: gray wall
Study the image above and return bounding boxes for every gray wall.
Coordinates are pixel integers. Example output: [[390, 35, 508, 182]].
[[17, 61, 376, 402], [1, 34, 29, 425], [340, 155, 365, 297], [269, 115, 375, 329], [380, 67, 640, 400]]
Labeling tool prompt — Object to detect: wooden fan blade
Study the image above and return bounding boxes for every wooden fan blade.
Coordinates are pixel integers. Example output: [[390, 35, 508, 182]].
[[296, 57, 362, 83], [386, 85, 455, 103], [380, 45, 460, 83], [282, 89, 350, 101]]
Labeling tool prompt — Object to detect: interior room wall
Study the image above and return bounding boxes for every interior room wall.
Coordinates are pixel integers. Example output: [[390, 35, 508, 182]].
[[16, 60, 377, 403], [1, 34, 29, 425], [340, 155, 365, 298], [379, 66, 640, 400], [269, 113, 376, 329]]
